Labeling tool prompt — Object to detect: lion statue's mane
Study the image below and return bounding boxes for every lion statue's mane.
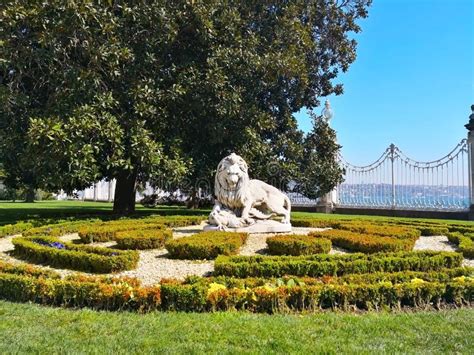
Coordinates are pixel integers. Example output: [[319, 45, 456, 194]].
[[214, 154, 250, 210]]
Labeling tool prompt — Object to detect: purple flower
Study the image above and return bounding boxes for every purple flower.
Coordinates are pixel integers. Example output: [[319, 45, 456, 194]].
[[34, 240, 66, 250], [50, 242, 66, 250]]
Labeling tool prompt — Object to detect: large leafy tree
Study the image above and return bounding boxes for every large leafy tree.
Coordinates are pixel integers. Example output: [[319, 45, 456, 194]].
[[0, 0, 370, 213], [297, 112, 345, 199]]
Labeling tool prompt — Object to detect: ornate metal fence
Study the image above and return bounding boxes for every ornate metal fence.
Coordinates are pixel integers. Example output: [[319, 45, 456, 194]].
[[336, 139, 470, 211]]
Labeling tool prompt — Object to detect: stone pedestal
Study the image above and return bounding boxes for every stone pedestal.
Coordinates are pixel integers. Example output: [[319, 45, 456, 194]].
[[204, 220, 292, 233], [315, 192, 334, 214]]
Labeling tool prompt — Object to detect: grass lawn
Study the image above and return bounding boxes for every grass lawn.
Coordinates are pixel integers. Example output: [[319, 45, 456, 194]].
[[0, 200, 208, 225], [1, 200, 472, 226], [0, 301, 473, 354], [0, 200, 473, 353]]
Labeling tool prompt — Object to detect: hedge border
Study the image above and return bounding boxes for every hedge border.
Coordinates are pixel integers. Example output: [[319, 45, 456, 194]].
[[115, 229, 173, 250], [309, 229, 415, 253], [12, 236, 139, 273], [0, 259, 471, 313], [266, 234, 331, 255], [447, 232, 474, 259], [165, 232, 248, 260], [214, 251, 464, 278], [0, 271, 470, 313]]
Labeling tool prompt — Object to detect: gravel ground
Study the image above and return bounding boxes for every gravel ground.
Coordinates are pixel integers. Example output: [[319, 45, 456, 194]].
[[1, 226, 473, 285], [413, 235, 457, 252]]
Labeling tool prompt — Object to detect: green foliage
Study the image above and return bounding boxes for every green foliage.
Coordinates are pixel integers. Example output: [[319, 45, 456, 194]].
[[12, 236, 139, 273], [77, 223, 159, 243], [165, 232, 248, 260], [418, 226, 450, 236], [205, 268, 474, 288], [448, 225, 474, 234], [23, 219, 101, 237], [160, 281, 208, 312], [0, 260, 60, 279], [0, 1, 371, 211], [0, 221, 34, 237], [336, 222, 421, 239], [0, 261, 472, 313], [447, 232, 474, 259], [266, 234, 331, 256], [2, 202, 474, 321], [309, 229, 416, 253], [77, 215, 202, 243], [115, 229, 173, 250], [295, 114, 345, 198], [214, 251, 464, 278], [0, 273, 161, 312]]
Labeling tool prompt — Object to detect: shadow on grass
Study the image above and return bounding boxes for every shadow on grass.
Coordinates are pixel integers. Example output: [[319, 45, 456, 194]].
[[0, 201, 210, 226]]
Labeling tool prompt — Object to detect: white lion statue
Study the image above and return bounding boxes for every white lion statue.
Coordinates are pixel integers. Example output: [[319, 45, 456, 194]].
[[208, 153, 291, 230]]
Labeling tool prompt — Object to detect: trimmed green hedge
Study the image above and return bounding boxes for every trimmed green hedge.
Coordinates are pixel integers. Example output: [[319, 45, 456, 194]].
[[204, 267, 474, 288], [115, 229, 173, 250], [309, 229, 415, 253], [447, 232, 474, 259], [418, 226, 450, 236], [77, 216, 203, 243], [23, 219, 101, 238], [0, 222, 34, 237], [0, 272, 161, 312], [160, 277, 473, 312], [337, 222, 421, 239], [0, 260, 471, 313], [214, 251, 464, 278], [0, 260, 60, 279], [291, 219, 344, 229], [448, 225, 474, 234], [154, 215, 204, 227], [78, 222, 166, 243], [12, 236, 139, 273], [290, 219, 421, 239], [266, 235, 331, 255], [165, 232, 248, 260]]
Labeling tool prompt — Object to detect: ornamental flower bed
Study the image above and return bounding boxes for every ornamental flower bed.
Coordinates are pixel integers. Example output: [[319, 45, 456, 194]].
[[165, 232, 248, 260], [115, 229, 173, 250], [78, 223, 166, 243], [77, 216, 203, 243], [0, 260, 472, 313], [161, 273, 473, 312], [12, 236, 139, 273], [266, 234, 331, 256], [447, 232, 474, 259], [309, 229, 415, 253], [214, 251, 464, 278], [0, 222, 35, 238], [23, 219, 102, 238]]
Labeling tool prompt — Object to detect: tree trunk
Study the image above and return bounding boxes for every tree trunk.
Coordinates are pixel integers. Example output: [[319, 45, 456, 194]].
[[187, 188, 200, 209], [24, 187, 36, 203], [113, 171, 137, 214]]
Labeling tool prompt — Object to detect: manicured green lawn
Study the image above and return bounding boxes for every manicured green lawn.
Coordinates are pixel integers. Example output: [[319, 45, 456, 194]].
[[0, 301, 472, 354], [0, 200, 208, 225], [1, 200, 472, 226], [1, 200, 473, 353]]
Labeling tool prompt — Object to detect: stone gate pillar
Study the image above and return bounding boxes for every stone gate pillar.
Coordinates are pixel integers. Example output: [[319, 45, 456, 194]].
[[465, 104, 474, 219]]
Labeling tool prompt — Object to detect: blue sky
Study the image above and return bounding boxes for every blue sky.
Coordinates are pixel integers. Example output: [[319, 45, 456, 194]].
[[295, 0, 473, 165]]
